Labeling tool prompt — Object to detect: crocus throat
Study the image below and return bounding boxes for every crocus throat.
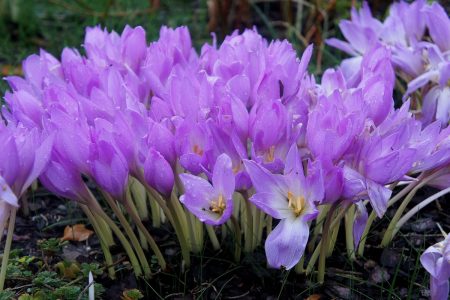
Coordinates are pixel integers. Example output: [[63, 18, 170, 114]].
[[265, 146, 276, 163], [209, 194, 226, 215], [287, 191, 306, 217], [193, 144, 204, 156]]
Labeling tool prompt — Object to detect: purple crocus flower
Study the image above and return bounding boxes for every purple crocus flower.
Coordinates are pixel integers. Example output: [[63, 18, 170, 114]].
[[0, 124, 54, 230], [179, 154, 235, 226], [421, 235, 450, 300], [143, 148, 174, 196], [249, 99, 289, 173], [423, 3, 450, 52], [405, 45, 450, 126], [175, 120, 214, 175], [244, 145, 324, 269]]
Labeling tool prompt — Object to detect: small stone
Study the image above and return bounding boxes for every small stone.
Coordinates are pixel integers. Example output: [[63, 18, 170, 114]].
[[399, 288, 408, 298], [380, 248, 402, 267], [165, 248, 177, 256], [370, 266, 391, 283], [364, 259, 377, 270], [410, 218, 435, 233], [332, 286, 351, 299]]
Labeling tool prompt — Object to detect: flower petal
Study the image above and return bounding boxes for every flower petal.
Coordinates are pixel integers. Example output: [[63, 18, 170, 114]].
[[265, 216, 309, 269], [366, 179, 392, 218], [244, 159, 287, 196], [212, 154, 235, 199]]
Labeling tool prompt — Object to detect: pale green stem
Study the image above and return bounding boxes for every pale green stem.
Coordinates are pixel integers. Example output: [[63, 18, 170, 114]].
[[252, 205, 261, 250], [344, 204, 356, 260], [294, 255, 305, 274], [243, 196, 254, 253], [130, 178, 148, 220], [393, 187, 450, 237], [123, 192, 167, 270], [318, 203, 337, 283], [381, 171, 444, 247], [357, 211, 377, 257], [83, 190, 143, 277], [308, 205, 329, 253], [101, 192, 152, 278], [148, 192, 161, 228], [140, 180, 191, 267], [256, 210, 265, 247], [195, 215, 204, 252], [0, 207, 16, 291], [230, 216, 242, 262], [80, 205, 115, 279], [327, 217, 341, 257], [206, 225, 220, 250], [305, 240, 321, 275], [166, 192, 191, 266], [186, 212, 199, 253]]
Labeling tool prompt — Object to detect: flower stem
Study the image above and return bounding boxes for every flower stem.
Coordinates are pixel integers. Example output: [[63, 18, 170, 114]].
[[308, 205, 329, 253], [393, 186, 450, 237], [148, 193, 161, 228], [381, 171, 443, 247], [243, 193, 253, 253], [102, 192, 153, 278], [318, 204, 337, 283], [167, 192, 191, 267], [344, 204, 356, 260], [140, 179, 191, 267], [0, 207, 16, 291], [83, 191, 143, 278], [357, 210, 376, 257], [294, 255, 305, 274], [206, 225, 220, 250], [123, 194, 167, 270], [230, 216, 242, 262], [80, 205, 115, 279]]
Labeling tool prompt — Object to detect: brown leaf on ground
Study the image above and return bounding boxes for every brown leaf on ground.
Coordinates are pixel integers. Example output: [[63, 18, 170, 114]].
[[61, 224, 94, 242], [306, 294, 322, 300]]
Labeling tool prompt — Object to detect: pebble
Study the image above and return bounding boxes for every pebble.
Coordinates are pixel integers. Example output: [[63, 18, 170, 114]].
[[370, 266, 391, 283], [380, 248, 402, 267], [410, 218, 435, 233]]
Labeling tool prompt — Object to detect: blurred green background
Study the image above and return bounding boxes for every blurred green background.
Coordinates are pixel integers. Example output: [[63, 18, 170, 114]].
[[0, 0, 435, 93]]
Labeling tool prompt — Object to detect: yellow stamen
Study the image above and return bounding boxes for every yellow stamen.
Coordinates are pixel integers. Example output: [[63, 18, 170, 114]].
[[209, 194, 226, 215], [287, 191, 306, 217]]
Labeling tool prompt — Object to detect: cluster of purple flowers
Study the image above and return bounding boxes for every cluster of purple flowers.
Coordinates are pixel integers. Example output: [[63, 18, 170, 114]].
[[0, 0, 449, 296], [327, 0, 450, 127]]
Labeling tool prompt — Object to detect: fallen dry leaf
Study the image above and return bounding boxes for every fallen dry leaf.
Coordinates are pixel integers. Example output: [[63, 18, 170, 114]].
[[306, 294, 322, 300], [61, 224, 94, 242]]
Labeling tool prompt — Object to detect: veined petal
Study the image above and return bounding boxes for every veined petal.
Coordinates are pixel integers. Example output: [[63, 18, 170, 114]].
[[265, 216, 310, 269], [243, 159, 287, 196], [249, 192, 290, 219], [179, 173, 215, 207], [212, 154, 235, 199], [325, 38, 358, 56], [366, 179, 392, 218]]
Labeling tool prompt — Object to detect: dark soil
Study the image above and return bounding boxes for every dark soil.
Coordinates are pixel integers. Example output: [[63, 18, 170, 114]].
[[2, 185, 449, 300]]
